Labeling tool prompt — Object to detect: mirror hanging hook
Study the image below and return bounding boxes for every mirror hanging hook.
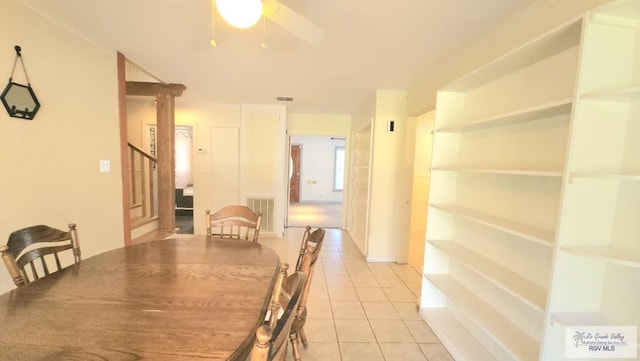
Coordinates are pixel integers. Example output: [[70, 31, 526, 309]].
[[2, 45, 40, 119], [11, 45, 31, 85]]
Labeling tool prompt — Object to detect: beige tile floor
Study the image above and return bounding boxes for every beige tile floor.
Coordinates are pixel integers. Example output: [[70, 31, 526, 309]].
[[288, 202, 343, 228], [260, 227, 454, 361]]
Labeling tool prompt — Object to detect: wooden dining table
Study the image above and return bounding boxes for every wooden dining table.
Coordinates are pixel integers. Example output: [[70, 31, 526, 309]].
[[0, 236, 280, 360]]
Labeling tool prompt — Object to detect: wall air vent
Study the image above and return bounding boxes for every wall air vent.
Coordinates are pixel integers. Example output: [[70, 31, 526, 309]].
[[246, 197, 275, 233]]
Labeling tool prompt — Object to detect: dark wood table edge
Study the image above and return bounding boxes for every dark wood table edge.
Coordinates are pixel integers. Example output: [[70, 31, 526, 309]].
[[228, 251, 280, 360], [2, 236, 281, 361], [145, 236, 282, 360]]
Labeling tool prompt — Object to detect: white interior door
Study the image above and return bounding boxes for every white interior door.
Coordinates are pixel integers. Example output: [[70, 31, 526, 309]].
[[210, 127, 239, 211]]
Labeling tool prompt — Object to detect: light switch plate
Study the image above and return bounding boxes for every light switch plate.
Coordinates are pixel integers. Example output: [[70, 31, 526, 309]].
[[100, 160, 111, 173]]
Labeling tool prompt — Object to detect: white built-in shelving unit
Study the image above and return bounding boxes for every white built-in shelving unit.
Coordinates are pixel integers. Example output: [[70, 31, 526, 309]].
[[420, 1, 640, 360], [542, 0, 640, 358], [349, 124, 371, 255]]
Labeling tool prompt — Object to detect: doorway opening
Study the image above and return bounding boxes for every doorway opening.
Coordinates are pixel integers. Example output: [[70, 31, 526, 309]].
[[407, 111, 435, 273], [174, 126, 194, 234], [143, 124, 194, 234], [287, 135, 345, 228]]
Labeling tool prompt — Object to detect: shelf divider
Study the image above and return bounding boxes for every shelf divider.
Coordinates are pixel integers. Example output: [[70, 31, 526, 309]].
[[420, 308, 496, 360], [428, 239, 547, 312], [436, 99, 572, 133], [561, 245, 640, 268], [433, 167, 563, 178], [570, 172, 640, 183], [580, 86, 640, 102], [430, 204, 555, 247], [426, 275, 540, 361], [550, 312, 611, 327]]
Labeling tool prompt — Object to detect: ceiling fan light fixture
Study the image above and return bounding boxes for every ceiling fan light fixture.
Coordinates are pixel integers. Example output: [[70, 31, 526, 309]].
[[215, 0, 263, 29]]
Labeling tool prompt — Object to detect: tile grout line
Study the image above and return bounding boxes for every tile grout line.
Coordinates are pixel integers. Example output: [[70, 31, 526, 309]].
[[341, 244, 389, 361], [284, 230, 450, 361]]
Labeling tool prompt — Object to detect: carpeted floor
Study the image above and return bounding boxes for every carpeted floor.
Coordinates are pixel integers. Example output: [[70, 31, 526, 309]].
[[288, 202, 342, 229]]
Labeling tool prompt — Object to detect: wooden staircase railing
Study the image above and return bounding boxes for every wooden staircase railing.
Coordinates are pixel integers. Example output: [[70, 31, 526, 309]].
[[128, 143, 157, 227]]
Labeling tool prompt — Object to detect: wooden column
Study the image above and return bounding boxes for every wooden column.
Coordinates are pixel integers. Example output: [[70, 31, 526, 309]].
[[126, 81, 186, 233], [156, 93, 175, 232], [117, 53, 132, 246]]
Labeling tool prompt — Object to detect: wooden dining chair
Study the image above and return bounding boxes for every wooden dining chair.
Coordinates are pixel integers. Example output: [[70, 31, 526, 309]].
[[0, 223, 81, 287], [285, 226, 325, 361], [251, 266, 307, 361], [205, 205, 262, 242]]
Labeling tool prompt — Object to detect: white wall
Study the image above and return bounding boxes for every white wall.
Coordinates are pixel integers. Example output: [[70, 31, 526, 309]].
[[367, 90, 409, 262], [0, 1, 123, 293], [347, 91, 409, 261], [241, 104, 288, 235], [291, 135, 345, 202]]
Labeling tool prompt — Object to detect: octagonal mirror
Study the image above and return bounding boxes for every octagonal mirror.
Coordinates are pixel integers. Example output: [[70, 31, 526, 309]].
[[1, 81, 40, 120]]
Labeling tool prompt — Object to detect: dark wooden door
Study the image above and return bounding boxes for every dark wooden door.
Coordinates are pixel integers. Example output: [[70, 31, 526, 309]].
[[289, 145, 301, 203]]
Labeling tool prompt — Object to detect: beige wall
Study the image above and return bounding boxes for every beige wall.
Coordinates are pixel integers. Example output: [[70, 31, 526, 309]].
[[0, 1, 124, 293], [126, 97, 155, 147], [288, 113, 351, 135], [241, 105, 288, 234]]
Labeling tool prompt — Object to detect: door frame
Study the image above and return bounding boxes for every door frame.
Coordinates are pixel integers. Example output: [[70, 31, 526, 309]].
[[289, 143, 302, 203], [285, 134, 348, 229]]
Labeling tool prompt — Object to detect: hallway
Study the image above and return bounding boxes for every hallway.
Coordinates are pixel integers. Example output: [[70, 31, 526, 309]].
[[260, 228, 453, 361], [288, 202, 342, 229]]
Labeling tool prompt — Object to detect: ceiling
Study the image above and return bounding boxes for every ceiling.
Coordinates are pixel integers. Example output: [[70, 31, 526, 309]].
[[21, 0, 535, 114]]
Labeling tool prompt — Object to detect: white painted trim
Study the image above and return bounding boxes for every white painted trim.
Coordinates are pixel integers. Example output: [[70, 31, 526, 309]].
[[366, 257, 396, 263]]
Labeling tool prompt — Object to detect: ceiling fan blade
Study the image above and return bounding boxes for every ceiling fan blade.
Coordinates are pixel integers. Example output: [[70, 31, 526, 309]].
[[264, 0, 324, 44]]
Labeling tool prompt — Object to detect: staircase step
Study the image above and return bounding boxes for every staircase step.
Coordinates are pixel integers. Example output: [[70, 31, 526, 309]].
[[131, 216, 158, 228], [132, 229, 176, 245]]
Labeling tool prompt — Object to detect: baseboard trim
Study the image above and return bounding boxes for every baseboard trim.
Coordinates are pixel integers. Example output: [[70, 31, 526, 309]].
[[366, 257, 396, 263]]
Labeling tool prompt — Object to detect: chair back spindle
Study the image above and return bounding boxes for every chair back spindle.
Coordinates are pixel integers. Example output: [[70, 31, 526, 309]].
[[1, 224, 81, 287], [205, 205, 262, 242], [269, 263, 289, 330], [251, 269, 306, 361], [286, 226, 325, 361]]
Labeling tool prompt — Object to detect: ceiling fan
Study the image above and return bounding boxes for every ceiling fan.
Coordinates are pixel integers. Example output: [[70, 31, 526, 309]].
[[212, 0, 324, 45]]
